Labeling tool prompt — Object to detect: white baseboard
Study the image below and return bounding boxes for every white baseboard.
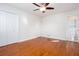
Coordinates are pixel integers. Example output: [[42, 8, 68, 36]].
[[41, 35, 79, 43], [0, 35, 78, 47], [16, 36, 38, 43], [0, 35, 38, 47]]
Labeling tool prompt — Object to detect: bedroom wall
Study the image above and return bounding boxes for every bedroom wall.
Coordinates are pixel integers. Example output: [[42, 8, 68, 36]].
[[0, 4, 40, 46], [41, 9, 79, 42]]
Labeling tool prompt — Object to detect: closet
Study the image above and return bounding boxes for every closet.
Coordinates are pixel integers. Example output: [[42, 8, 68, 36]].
[[0, 11, 19, 46]]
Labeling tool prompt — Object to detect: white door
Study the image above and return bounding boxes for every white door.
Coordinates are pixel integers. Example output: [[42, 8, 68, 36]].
[[0, 11, 7, 46], [0, 11, 19, 46], [66, 18, 79, 42]]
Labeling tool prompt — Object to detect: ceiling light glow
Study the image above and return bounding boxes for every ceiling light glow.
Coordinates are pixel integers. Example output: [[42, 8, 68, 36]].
[[40, 7, 46, 11]]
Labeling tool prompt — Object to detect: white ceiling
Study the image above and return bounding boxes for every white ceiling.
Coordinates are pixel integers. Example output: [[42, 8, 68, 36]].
[[7, 3, 79, 17]]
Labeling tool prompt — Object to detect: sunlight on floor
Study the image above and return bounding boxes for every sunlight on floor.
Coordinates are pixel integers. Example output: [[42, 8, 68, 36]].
[[50, 40, 60, 42]]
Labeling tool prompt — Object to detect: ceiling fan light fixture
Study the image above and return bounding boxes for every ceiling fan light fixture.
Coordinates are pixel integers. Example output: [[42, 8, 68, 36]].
[[33, 3, 54, 13], [40, 7, 46, 12]]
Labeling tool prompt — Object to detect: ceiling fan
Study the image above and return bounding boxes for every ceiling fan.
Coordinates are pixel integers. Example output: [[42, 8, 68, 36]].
[[32, 3, 54, 13]]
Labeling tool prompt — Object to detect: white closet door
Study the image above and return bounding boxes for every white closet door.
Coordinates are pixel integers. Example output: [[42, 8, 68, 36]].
[[66, 19, 79, 42], [0, 11, 19, 46], [5, 12, 19, 43], [0, 11, 7, 46]]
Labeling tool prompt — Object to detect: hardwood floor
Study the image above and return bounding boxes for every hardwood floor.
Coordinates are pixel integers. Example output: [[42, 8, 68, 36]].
[[0, 37, 79, 56]]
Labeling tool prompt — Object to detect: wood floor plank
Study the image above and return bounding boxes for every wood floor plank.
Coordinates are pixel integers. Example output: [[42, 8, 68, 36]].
[[0, 37, 79, 56]]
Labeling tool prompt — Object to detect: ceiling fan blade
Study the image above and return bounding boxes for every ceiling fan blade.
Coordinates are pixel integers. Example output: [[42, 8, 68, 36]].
[[45, 3, 49, 6], [33, 3, 40, 7], [46, 7, 54, 10], [33, 9, 39, 11]]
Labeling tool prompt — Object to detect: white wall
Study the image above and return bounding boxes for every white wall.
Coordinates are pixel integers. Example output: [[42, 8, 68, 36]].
[[19, 13, 41, 42], [41, 13, 67, 40], [0, 4, 40, 46], [41, 9, 79, 41]]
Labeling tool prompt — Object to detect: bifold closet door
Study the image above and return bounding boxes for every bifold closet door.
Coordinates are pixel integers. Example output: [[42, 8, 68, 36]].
[[0, 11, 7, 46], [66, 18, 79, 42], [0, 11, 19, 46]]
